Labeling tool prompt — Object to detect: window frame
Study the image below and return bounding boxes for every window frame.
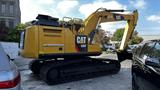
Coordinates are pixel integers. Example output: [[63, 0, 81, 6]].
[[134, 45, 143, 56], [151, 41, 160, 59], [1, 3, 6, 15], [9, 4, 14, 16], [19, 30, 25, 49], [138, 42, 156, 59]]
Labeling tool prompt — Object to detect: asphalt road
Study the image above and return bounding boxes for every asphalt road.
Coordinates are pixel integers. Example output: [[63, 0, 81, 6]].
[[14, 53, 132, 90]]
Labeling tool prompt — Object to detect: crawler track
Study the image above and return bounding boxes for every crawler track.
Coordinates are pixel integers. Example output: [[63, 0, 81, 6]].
[[29, 57, 121, 85]]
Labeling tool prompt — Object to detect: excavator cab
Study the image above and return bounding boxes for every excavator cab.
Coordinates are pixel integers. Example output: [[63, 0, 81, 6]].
[[61, 17, 83, 32]]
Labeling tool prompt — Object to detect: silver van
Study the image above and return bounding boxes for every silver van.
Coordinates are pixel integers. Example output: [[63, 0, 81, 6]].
[[0, 43, 21, 90]]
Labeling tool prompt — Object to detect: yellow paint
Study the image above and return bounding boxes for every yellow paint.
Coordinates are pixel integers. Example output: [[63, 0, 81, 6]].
[[20, 8, 138, 58], [21, 26, 39, 58]]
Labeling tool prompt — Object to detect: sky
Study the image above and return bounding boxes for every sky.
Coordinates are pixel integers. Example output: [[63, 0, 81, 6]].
[[20, 0, 160, 35]]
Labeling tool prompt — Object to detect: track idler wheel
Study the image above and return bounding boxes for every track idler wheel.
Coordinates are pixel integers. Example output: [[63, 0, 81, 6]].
[[40, 63, 59, 85], [117, 50, 133, 62], [29, 60, 44, 74]]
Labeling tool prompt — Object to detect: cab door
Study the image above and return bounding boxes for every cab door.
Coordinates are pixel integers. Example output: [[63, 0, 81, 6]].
[[133, 42, 160, 90]]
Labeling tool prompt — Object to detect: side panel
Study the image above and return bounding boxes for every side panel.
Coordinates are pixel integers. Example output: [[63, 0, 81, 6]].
[[38, 26, 65, 55], [21, 26, 39, 58], [21, 26, 101, 58], [88, 44, 101, 53], [64, 28, 77, 53], [64, 29, 101, 54]]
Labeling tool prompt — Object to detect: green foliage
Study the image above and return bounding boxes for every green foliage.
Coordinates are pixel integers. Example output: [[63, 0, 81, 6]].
[[111, 28, 124, 41], [7, 28, 20, 42], [129, 36, 143, 45], [6, 24, 26, 42], [129, 30, 143, 45], [112, 28, 143, 45], [0, 23, 26, 42], [15, 23, 26, 31]]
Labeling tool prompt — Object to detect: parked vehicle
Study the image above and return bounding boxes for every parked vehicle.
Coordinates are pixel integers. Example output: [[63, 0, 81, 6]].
[[0, 43, 21, 90], [132, 40, 160, 90], [127, 45, 138, 53], [104, 43, 116, 52]]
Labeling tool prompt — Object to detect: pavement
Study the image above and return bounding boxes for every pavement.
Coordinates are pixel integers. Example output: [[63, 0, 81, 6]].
[[14, 53, 132, 90]]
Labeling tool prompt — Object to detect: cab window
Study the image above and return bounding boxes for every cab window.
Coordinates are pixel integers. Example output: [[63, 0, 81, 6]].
[[139, 42, 156, 59], [151, 42, 160, 59], [133, 46, 142, 56], [19, 31, 25, 49]]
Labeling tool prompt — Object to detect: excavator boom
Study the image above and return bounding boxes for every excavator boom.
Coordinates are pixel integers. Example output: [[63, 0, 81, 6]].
[[81, 8, 138, 50]]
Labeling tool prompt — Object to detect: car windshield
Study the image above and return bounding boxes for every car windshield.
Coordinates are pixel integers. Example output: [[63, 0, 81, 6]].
[[149, 42, 160, 59]]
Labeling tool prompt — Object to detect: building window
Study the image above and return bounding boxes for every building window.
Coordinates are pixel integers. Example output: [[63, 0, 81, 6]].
[[1, 4, 5, 15], [0, 19, 6, 26], [9, 5, 14, 16], [9, 19, 14, 28]]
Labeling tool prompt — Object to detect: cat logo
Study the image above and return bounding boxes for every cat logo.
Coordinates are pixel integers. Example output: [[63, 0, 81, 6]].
[[76, 36, 87, 44], [75, 35, 88, 52], [113, 14, 124, 20], [115, 15, 122, 20]]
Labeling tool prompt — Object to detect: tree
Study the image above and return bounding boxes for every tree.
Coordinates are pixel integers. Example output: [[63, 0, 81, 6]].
[[15, 23, 26, 31], [112, 28, 143, 45], [0, 23, 26, 42], [129, 30, 143, 45], [129, 35, 143, 45], [7, 23, 26, 42], [111, 28, 124, 41], [94, 29, 110, 44]]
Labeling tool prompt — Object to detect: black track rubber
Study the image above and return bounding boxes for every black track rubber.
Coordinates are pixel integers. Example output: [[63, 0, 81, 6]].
[[29, 60, 44, 74], [36, 57, 121, 85], [40, 63, 59, 84]]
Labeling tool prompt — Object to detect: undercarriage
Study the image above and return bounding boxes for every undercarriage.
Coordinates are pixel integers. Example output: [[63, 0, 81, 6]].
[[29, 57, 121, 85]]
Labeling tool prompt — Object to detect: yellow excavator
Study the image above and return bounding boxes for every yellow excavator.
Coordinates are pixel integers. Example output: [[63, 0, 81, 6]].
[[19, 8, 138, 84]]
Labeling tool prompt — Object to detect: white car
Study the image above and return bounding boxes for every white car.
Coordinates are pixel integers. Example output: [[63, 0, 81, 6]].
[[0, 44, 21, 90]]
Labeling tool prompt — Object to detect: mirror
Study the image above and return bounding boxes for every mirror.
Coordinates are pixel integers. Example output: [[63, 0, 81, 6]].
[[145, 58, 160, 68]]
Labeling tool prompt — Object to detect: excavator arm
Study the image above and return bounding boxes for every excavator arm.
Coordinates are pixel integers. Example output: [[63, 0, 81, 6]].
[[78, 8, 138, 61], [80, 8, 138, 51]]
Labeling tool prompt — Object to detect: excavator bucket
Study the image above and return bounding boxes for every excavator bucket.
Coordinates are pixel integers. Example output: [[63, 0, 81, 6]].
[[116, 50, 133, 62]]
